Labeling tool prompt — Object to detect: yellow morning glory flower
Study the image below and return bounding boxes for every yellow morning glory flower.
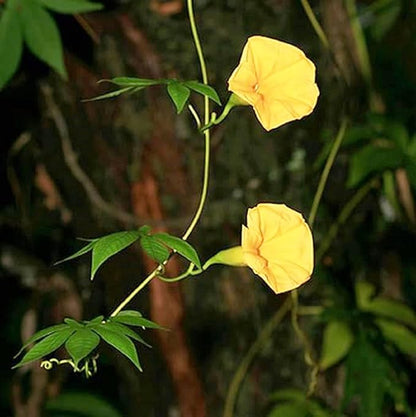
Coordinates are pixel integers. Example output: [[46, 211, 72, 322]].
[[228, 36, 320, 131]]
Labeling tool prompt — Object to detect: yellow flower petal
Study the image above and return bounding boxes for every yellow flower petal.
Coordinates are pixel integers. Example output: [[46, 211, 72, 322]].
[[228, 36, 319, 131], [241, 203, 313, 294]]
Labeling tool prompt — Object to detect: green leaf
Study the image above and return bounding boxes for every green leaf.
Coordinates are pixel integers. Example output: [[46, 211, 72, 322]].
[[91, 231, 141, 280], [38, 0, 103, 14], [85, 315, 105, 327], [82, 86, 137, 102], [103, 321, 151, 348], [376, 318, 416, 356], [104, 77, 163, 87], [0, 5, 23, 89], [355, 281, 376, 309], [184, 81, 221, 105], [54, 240, 95, 265], [45, 392, 122, 417], [363, 298, 416, 330], [140, 235, 170, 264], [270, 390, 333, 417], [65, 328, 100, 366], [14, 323, 69, 358], [111, 311, 163, 329], [268, 402, 308, 417], [64, 318, 84, 328], [14, 327, 75, 368], [343, 331, 401, 417], [167, 81, 190, 113], [19, 1, 66, 77], [320, 321, 354, 370], [347, 144, 405, 187], [109, 310, 142, 325], [138, 225, 152, 235], [153, 233, 201, 268], [92, 326, 142, 371], [270, 389, 306, 402], [369, 0, 401, 41]]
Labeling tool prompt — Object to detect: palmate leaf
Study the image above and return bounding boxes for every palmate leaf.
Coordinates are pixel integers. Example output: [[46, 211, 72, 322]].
[[39, 0, 103, 14], [92, 326, 142, 371], [106, 77, 164, 87], [140, 235, 170, 263], [111, 310, 163, 329], [91, 231, 141, 280], [82, 86, 139, 102], [153, 233, 201, 268], [167, 81, 190, 113], [376, 318, 416, 356], [64, 318, 84, 328], [14, 323, 69, 358], [19, 1, 66, 77], [65, 328, 100, 366], [103, 321, 151, 348], [14, 327, 75, 368], [0, 2, 23, 89], [364, 298, 416, 330], [86, 315, 105, 327], [356, 281, 416, 330], [54, 240, 95, 265], [320, 321, 354, 370]]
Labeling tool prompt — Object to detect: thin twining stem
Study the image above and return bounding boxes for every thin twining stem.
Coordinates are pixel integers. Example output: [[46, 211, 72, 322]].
[[182, 0, 211, 241], [110, 0, 211, 315], [300, 0, 330, 49], [309, 118, 348, 228], [222, 297, 292, 417]]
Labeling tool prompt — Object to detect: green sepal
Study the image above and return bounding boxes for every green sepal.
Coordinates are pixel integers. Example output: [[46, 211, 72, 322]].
[[203, 246, 245, 270]]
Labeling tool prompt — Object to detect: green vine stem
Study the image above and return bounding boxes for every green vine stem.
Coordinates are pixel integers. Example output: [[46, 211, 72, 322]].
[[300, 0, 330, 49], [109, 0, 211, 316], [222, 297, 292, 417], [182, 0, 211, 241], [345, 0, 372, 86], [316, 180, 375, 262], [110, 267, 161, 317], [309, 118, 348, 228]]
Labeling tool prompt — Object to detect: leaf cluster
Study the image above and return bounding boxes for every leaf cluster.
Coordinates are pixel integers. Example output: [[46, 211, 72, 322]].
[[317, 280, 416, 416], [13, 310, 163, 372], [86, 77, 221, 114], [57, 226, 201, 280], [0, 0, 103, 89]]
